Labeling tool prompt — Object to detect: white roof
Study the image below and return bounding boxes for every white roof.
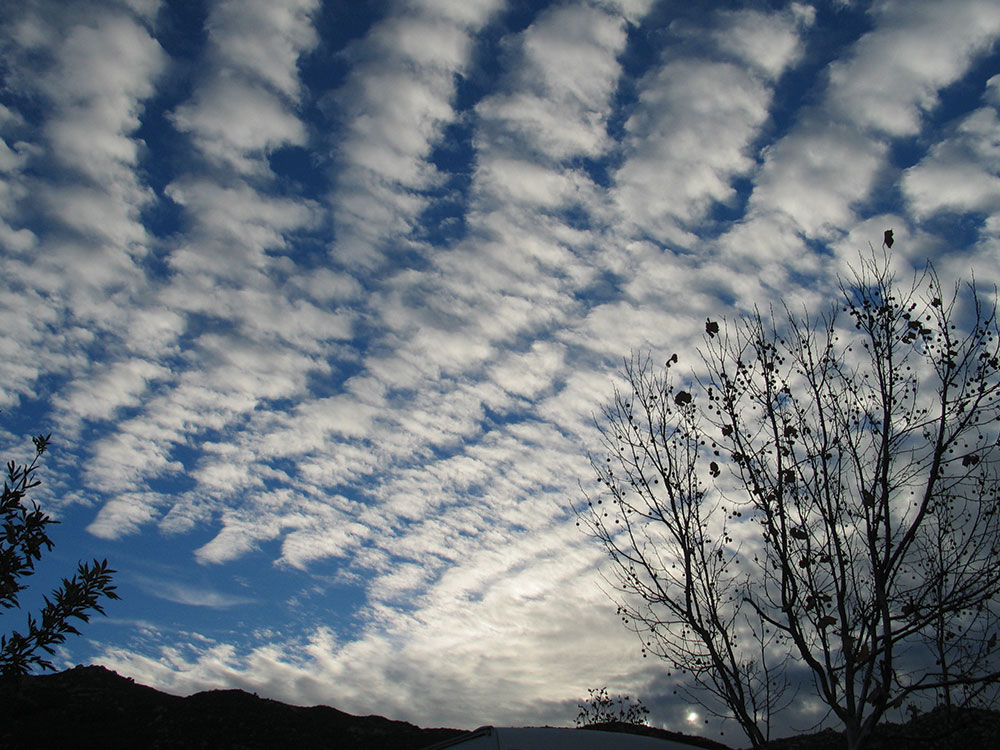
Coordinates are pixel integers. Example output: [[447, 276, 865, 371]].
[[426, 726, 710, 750]]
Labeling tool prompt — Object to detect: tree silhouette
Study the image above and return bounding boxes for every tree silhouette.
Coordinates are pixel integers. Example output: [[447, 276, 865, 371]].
[[1, 433, 119, 679], [581, 248, 1000, 749]]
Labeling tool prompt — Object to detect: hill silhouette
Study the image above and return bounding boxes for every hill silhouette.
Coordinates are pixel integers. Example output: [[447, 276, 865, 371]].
[[3, 665, 997, 749], [757, 705, 1000, 750], [0, 665, 466, 749], [0, 666, 728, 749]]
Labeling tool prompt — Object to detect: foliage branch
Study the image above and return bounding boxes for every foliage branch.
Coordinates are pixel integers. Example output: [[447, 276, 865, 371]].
[[1, 433, 119, 678]]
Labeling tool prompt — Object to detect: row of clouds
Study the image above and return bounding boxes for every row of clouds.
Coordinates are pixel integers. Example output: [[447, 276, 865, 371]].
[[2, 0, 999, 736]]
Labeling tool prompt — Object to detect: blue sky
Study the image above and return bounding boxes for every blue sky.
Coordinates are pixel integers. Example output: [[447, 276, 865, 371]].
[[1, 0, 999, 742]]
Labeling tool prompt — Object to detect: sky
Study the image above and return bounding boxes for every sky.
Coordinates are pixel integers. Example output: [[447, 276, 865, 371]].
[[1, 0, 999, 743]]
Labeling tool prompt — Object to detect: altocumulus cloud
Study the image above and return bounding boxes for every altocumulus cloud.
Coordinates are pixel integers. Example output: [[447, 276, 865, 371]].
[[1, 0, 999, 741]]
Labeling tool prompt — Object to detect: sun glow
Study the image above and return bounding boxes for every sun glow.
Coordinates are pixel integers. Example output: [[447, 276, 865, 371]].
[[686, 711, 699, 724]]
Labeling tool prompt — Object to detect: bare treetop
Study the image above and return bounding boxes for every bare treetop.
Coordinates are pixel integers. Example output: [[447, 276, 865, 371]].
[[581, 249, 1000, 750]]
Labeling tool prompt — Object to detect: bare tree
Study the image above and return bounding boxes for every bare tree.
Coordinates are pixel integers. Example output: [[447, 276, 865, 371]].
[[581, 250, 1000, 749]]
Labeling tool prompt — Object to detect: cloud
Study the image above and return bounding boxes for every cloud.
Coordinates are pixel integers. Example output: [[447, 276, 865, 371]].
[[474, 3, 629, 162], [612, 5, 813, 246], [205, 0, 318, 98], [903, 102, 1000, 218], [709, 4, 815, 80], [825, 0, 1000, 137], [749, 119, 888, 239], [714, 0, 1000, 289], [88, 492, 167, 539], [169, 0, 318, 174], [614, 60, 771, 242], [490, 341, 566, 400], [163, 178, 320, 274], [69, 0, 336, 537], [38, 12, 164, 179], [325, 0, 504, 268], [135, 575, 256, 608], [0, 0, 165, 406], [23, 7, 165, 293], [98, 535, 658, 729], [55, 358, 171, 427], [171, 80, 309, 173], [195, 508, 284, 565]]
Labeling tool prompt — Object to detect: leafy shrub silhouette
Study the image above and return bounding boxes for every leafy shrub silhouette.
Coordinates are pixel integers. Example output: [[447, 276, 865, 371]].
[[576, 686, 650, 726]]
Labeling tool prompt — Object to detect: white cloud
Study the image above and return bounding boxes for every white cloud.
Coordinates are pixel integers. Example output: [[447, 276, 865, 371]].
[[168, 0, 318, 174], [205, 0, 318, 98], [65, 0, 344, 541], [171, 80, 308, 173], [825, 0, 1000, 136], [474, 2, 633, 169], [600, 0, 656, 25], [135, 575, 256, 608], [98, 529, 658, 729], [279, 506, 372, 570], [120, 0, 159, 22], [417, 0, 505, 28], [611, 5, 814, 247], [124, 307, 187, 359], [713, 0, 1000, 285], [195, 508, 284, 564], [710, 4, 815, 80], [55, 358, 171, 426], [614, 60, 771, 242], [903, 105, 1000, 218], [986, 74, 1000, 107], [252, 395, 381, 458], [326, 0, 504, 267], [165, 179, 319, 267], [38, 12, 164, 180], [749, 119, 888, 239], [369, 13, 477, 74], [490, 341, 566, 399], [22, 8, 165, 292], [88, 492, 168, 538], [0, 0, 165, 409], [516, 4, 627, 150], [43, 184, 151, 247]]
